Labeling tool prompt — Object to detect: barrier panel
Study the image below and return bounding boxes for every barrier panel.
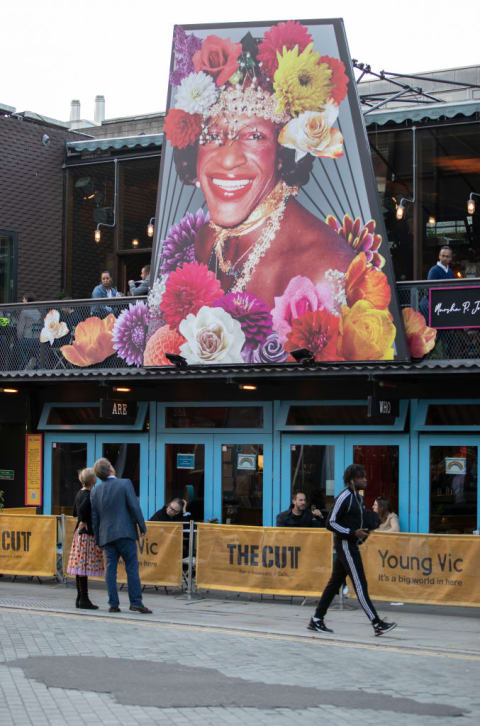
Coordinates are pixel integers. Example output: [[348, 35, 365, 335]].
[[63, 518, 183, 587], [0, 514, 57, 576], [361, 532, 480, 607], [2, 508, 38, 515], [196, 523, 333, 596]]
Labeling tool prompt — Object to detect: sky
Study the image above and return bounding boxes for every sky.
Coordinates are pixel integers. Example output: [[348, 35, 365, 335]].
[[1, 0, 479, 123]]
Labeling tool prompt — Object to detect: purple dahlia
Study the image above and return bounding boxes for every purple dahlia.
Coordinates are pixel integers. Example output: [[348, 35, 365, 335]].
[[170, 26, 203, 87], [214, 292, 273, 348], [160, 208, 208, 275], [112, 301, 149, 367], [242, 333, 288, 364]]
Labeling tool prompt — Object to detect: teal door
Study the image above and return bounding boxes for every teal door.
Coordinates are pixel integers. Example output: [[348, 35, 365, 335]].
[[95, 433, 149, 517]]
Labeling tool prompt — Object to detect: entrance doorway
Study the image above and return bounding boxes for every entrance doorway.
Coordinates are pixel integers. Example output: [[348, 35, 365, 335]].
[[156, 434, 272, 525], [280, 434, 408, 529], [43, 433, 148, 515]]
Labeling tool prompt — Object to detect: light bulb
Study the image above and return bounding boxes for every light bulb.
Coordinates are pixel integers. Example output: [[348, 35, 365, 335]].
[[428, 216, 435, 226], [467, 199, 475, 215], [132, 238, 139, 248], [94, 229, 101, 243], [147, 223, 154, 238], [396, 205, 405, 220]]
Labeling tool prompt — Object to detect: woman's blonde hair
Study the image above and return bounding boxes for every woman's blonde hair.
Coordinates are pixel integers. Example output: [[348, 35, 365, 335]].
[[78, 467, 96, 488]]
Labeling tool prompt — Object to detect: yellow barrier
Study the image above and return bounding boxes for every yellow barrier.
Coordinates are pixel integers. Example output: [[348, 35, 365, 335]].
[[2, 508, 38, 515], [361, 532, 480, 607], [63, 518, 183, 588], [0, 514, 57, 576], [196, 523, 333, 596]]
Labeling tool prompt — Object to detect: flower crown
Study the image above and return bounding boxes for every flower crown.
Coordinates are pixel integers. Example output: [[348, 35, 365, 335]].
[[165, 21, 349, 162]]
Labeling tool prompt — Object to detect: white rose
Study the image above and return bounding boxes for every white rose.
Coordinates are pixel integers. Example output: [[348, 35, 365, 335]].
[[179, 306, 245, 364], [278, 102, 344, 162]]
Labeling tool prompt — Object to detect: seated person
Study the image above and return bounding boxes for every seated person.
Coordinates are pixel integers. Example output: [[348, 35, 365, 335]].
[[150, 497, 191, 522], [128, 265, 151, 296], [91, 271, 122, 316], [373, 496, 400, 532], [276, 491, 324, 527]]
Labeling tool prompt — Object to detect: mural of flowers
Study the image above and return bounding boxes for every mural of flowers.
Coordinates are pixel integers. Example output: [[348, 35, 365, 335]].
[[175, 72, 218, 115], [160, 209, 208, 275], [164, 109, 202, 149], [40, 309, 69, 345], [162, 261, 223, 329], [327, 214, 385, 270], [402, 307, 437, 358], [61, 315, 115, 367], [179, 305, 245, 364], [169, 26, 202, 87], [272, 276, 334, 344], [112, 301, 149, 367], [337, 301, 396, 361], [213, 292, 272, 347], [192, 35, 242, 87], [278, 104, 344, 162], [257, 20, 313, 80], [285, 309, 340, 361], [274, 44, 332, 117], [143, 325, 185, 366], [243, 333, 289, 364]]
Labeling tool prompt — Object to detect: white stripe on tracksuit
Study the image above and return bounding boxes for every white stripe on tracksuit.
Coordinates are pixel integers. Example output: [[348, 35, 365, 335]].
[[342, 539, 376, 621], [328, 489, 351, 534]]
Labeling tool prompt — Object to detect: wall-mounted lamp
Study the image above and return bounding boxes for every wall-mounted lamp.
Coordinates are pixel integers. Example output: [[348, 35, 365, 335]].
[[132, 238, 139, 248], [467, 192, 480, 215], [396, 126, 417, 221], [239, 384, 257, 391], [113, 386, 131, 393], [93, 158, 118, 243], [1, 387, 19, 394], [428, 216, 436, 226], [147, 217, 155, 238]]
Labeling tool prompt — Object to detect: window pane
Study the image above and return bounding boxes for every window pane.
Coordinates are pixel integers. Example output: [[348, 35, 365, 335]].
[[166, 406, 263, 428], [290, 444, 334, 516], [102, 443, 141, 497], [286, 405, 370, 426], [51, 442, 88, 515], [0, 232, 16, 303], [353, 445, 399, 513], [426, 404, 480, 426], [165, 443, 204, 521], [222, 444, 263, 526], [429, 445, 477, 533]]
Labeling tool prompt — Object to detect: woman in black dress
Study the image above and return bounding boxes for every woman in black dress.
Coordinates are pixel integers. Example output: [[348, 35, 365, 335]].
[[66, 468, 104, 609]]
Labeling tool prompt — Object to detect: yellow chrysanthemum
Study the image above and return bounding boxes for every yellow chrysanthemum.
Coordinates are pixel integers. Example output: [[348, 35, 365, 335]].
[[274, 43, 332, 117]]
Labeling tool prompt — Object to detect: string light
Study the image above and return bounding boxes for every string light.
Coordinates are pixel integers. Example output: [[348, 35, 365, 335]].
[[94, 228, 101, 243]]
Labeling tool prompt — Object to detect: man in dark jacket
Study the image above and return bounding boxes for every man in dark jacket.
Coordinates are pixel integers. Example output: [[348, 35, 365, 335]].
[[276, 491, 324, 527], [308, 464, 396, 637], [150, 498, 191, 523], [91, 457, 152, 614]]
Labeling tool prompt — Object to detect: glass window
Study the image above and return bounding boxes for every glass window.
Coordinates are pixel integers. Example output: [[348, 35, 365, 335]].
[[165, 443, 205, 521], [286, 405, 370, 426], [102, 443, 141, 497], [166, 406, 263, 428], [353, 445, 399, 513], [0, 230, 16, 303], [47, 405, 104, 426], [222, 444, 263, 526], [290, 444, 335, 517], [51, 442, 88, 515], [429, 445, 477, 533], [426, 404, 480, 426]]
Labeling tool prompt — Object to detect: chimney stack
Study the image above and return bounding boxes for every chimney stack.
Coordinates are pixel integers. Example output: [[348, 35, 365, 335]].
[[70, 99, 80, 122], [94, 95, 105, 125]]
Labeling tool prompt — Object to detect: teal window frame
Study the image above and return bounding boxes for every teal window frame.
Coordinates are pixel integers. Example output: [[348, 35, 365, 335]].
[[38, 401, 148, 431]]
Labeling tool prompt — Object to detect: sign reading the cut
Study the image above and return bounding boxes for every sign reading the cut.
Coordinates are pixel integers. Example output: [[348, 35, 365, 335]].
[[145, 19, 408, 367]]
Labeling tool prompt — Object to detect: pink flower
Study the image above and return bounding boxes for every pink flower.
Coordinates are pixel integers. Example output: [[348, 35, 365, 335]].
[[143, 325, 185, 366], [193, 35, 242, 87], [272, 276, 334, 344], [161, 261, 223, 329]]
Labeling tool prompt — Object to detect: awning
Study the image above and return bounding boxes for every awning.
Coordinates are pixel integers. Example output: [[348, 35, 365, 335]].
[[365, 99, 480, 126], [66, 133, 163, 154]]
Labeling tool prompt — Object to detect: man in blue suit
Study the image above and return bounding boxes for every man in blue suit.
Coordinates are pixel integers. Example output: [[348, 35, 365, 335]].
[[91, 457, 152, 614]]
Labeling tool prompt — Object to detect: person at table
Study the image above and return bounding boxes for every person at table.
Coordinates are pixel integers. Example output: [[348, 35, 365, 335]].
[[373, 496, 400, 532], [427, 246, 453, 280]]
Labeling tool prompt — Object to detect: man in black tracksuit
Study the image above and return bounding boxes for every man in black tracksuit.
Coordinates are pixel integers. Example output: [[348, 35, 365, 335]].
[[308, 464, 397, 637]]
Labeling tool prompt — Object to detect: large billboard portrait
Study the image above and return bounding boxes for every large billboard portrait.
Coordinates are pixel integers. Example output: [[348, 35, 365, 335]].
[[145, 19, 409, 366]]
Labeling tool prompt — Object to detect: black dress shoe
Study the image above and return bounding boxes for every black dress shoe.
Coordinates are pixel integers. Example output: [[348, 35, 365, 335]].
[[78, 601, 99, 610], [129, 605, 152, 614], [109, 606, 121, 613]]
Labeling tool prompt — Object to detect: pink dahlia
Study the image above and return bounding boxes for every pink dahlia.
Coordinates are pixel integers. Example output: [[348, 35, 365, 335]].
[[161, 261, 223, 329], [258, 21, 313, 80], [143, 325, 185, 366], [318, 55, 349, 105], [214, 292, 272, 347], [112, 302, 149, 367]]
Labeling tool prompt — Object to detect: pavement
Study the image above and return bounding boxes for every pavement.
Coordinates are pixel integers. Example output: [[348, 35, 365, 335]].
[[0, 576, 479, 725]]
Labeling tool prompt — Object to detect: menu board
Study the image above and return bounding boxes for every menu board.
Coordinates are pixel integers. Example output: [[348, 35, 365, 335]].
[[25, 434, 43, 506]]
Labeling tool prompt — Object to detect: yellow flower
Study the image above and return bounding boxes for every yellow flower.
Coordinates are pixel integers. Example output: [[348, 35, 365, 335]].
[[274, 43, 332, 117], [338, 300, 396, 361]]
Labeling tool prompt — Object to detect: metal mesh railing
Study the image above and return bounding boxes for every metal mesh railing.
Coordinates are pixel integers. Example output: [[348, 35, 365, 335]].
[[0, 296, 147, 373], [397, 279, 480, 360]]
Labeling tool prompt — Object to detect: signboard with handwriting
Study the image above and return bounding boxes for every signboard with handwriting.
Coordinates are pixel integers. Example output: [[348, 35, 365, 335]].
[[429, 285, 480, 329]]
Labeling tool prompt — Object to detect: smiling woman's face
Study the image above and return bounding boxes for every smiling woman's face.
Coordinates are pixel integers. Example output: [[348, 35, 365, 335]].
[[196, 115, 279, 227]]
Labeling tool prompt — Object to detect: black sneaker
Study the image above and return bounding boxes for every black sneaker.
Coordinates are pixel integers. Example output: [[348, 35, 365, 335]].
[[307, 617, 334, 633], [373, 619, 397, 636]]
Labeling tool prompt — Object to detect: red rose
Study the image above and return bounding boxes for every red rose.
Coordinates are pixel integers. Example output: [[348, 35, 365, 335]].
[[193, 35, 242, 87], [164, 109, 202, 149], [318, 55, 349, 105]]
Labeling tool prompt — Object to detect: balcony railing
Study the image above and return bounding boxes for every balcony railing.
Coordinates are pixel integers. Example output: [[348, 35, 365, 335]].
[[1, 279, 480, 375]]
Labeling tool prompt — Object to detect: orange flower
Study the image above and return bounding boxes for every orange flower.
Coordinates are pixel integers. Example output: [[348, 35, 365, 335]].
[[338, 300, 396, 361], [61, 315, 115, 367], [143, 325, 185, 366], [402, 307, 437, 358], [345, 253, 391, 309]]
